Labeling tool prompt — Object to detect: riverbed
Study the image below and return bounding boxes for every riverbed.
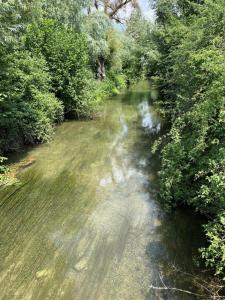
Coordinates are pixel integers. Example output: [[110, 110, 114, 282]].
[[0, 82, 206, 299]]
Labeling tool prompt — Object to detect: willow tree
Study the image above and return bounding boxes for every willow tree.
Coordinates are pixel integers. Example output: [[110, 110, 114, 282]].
[[87, 0, 139, 79], [42, 0, 91, 29], [93, 0, 139, 22], [0, 0, 42, 45]]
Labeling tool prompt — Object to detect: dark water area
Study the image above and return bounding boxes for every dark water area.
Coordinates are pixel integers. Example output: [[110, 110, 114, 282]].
[[0, 82, 209, 299]]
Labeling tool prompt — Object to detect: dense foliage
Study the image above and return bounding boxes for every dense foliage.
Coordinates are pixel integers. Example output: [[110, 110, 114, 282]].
[[0, 156, 8, 184], [122, 10, 158, 82], [0, 0, 134, 181], [25, 20, 96, 118], [0, 49, 63, 152], [153, 0, 225, 278]]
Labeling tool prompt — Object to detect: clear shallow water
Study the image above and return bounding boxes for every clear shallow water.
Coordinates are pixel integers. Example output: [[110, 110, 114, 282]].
[[0, 82, 206, 299]]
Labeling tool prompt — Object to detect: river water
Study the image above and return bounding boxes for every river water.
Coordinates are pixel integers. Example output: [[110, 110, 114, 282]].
[[0, 82, 206, 299]]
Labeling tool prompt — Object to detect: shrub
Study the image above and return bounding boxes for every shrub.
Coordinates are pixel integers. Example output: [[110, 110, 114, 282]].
[[0, 157, 8, 183], [0, 50, 63, 152], [201, 213, 225, 279], [25, 19, 97, 118], [153, 0, 225, 277]]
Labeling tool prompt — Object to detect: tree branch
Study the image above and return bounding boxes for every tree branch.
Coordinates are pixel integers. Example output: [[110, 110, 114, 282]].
[[150, 270, 225, 299], [108, 0, 132, 18], [94, 0, 99, 10], [150, 284, 206, 297]]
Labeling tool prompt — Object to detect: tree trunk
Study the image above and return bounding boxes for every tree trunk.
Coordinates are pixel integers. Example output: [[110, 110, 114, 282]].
[[97, 57, 106, 80]]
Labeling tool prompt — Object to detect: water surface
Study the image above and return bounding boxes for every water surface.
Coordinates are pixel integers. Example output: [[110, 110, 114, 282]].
[[0, 82, 206, 299]]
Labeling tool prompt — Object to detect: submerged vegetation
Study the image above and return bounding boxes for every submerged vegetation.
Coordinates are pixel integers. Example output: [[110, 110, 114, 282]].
[[0, 0, 224, 289]]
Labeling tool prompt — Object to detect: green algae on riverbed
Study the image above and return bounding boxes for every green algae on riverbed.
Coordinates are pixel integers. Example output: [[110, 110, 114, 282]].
[[0, 82, 208, 300]]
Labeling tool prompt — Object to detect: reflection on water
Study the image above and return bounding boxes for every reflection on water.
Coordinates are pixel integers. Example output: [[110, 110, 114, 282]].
[[0, 82, 207, 300], [120, 116, 129, 137], [139, 99, 161, 133]]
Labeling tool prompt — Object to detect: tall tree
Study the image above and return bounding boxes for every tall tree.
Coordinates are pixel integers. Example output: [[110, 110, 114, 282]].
[[42, 0, 90, 29], [87, 0, 139, 79], [0, 0, 42, 45], [123, 10, 158, 81]]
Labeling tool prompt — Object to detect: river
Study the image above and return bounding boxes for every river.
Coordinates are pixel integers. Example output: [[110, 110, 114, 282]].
[[0, 82, 207, 299]]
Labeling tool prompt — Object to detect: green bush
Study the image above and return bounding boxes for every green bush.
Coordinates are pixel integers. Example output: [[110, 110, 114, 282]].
[[201, 213, 225, 279], [153, 0, 225, 278], [0, 157, 8, 183], [25, 19, 97, 118], [0, 50, 63, 152], [109, 73, 126, 91]]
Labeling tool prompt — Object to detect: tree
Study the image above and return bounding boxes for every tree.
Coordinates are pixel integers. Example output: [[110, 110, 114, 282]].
[[42, 0, 91, 29], [84, 12, 111, 80], [0, 0, 42, 45], [25, 20, 96, 117], [0, 50, 63, 152], [153, 0, 225, 278], [85, 0, 139, 79], [92, 0, 139, 23], [122, 10, 158, 81]]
